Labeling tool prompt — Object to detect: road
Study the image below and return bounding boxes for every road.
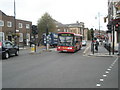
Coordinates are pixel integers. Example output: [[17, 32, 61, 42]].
[[2, 47, 118, 88]]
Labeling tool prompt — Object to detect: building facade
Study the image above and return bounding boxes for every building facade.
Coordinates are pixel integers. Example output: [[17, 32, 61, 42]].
[[55, 21, 88, 40], [107, 0, 120, 52], [0, 10, 32, 46]]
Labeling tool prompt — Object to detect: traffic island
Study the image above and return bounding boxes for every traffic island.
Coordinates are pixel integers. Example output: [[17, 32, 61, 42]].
[[29, 51, 42, 55], [42, 49, 52, 52]]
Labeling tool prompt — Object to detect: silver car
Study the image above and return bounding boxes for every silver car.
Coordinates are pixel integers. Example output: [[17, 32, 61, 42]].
[[82, 40, 87, 46]]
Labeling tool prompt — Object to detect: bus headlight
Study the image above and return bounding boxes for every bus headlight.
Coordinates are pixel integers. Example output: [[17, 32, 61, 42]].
[[58, 47, 60, 49], [68, 47, 72, 49]]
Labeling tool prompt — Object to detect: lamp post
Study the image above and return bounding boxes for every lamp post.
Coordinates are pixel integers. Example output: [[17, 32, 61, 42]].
[[46, 24, 49, 51], [95, 12, 101, 39], [98, 12, 101, 38]]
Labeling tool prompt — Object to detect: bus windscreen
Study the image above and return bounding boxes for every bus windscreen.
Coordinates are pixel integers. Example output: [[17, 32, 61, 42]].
[[58, 34, 74, 46]]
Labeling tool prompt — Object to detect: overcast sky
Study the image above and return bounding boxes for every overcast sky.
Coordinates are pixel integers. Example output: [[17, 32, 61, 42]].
[[0, 0, 108, 30]]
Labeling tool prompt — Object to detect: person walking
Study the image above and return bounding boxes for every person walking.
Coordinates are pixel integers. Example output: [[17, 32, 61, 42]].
[[95, 40, 99, 52]]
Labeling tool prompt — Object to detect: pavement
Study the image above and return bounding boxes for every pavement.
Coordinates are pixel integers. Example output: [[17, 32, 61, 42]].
[[84, 44, 118, 57]]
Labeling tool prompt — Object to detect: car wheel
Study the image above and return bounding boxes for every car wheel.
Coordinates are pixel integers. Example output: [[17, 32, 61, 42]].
[[5, 52, 9, 59], [15, 50, 19, 56]]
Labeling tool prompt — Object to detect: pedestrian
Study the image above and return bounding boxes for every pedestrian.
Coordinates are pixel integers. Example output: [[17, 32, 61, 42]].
[[95, 40, 99, 52]]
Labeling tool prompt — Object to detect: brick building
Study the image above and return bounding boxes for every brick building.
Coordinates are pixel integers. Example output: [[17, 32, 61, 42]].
[[0, 10, 32, 46]]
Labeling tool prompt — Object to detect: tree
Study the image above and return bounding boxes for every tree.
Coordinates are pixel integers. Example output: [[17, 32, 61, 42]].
[[37, 12, 57, 40], [87, 29, 92, 40], [87, 28, 95, 40]]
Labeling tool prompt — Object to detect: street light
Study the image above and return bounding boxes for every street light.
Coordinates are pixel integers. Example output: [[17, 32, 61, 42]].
[[98, 12, 101, 37], [95, 12, 101, 39], [46, 24, 49, 51]]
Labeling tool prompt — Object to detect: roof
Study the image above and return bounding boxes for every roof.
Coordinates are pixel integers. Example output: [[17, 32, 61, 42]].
[[0, 10, 7, 16], [54, 20, 67, 28], [66, 22, 84, 28]]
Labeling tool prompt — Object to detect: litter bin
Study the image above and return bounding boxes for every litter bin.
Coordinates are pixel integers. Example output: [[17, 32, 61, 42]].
[[31, 44, 35, 52]]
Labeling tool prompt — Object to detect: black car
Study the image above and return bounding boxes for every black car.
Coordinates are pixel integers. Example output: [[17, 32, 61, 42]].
[[0, 41, 19, 59]]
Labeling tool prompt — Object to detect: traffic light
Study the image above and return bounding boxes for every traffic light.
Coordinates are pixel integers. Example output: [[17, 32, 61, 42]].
[[107, 24, 112, 30], [104, 17, 107, 23], [32, 25, 38, 35], [91, 28, 94, 38], [115, 24, 120, 31]]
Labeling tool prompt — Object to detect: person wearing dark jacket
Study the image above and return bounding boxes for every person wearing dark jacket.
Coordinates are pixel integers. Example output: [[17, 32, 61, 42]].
[[95, 40, 99, 52]]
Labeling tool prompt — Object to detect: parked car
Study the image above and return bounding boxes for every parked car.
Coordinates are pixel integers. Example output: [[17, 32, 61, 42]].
[[0, 41, 19, 59], [82, 40, 87, 46]]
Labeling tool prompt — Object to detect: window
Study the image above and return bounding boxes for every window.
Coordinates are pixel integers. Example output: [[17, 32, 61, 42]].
[[59, 36, 73, 46], [5, 42, 13, 48], [0, 20, 4, 26], [19, 33, 23, 42], [7, 21, 12, 27], [26, 24, 30, 29], [57, 29, 60, 31], [19, 23, 23, 28]]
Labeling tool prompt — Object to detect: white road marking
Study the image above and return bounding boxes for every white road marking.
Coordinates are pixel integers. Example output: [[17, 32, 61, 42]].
[[96, 83, 101, 87], [103, 75, 107, 77], [96, 57, 118, 87], [110, 57, 118, 67], [105, 71, 109, 74], [107, 69, 111, 71], [100, 79, 104, 82], [111, 64, 114, 67], [109, 66, 112, 69]]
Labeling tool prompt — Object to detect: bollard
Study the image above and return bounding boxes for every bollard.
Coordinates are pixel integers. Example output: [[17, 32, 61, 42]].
[[31, 44, 35, 53], [93, 43, 95, 54], [91, 42, 94, 54]]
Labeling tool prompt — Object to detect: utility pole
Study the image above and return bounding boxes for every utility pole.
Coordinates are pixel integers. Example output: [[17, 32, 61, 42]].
[[14, 0, 16, 45]]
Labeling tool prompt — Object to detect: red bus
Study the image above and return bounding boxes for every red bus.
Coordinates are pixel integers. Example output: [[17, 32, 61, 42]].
[[57, 32, 82, 52]]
